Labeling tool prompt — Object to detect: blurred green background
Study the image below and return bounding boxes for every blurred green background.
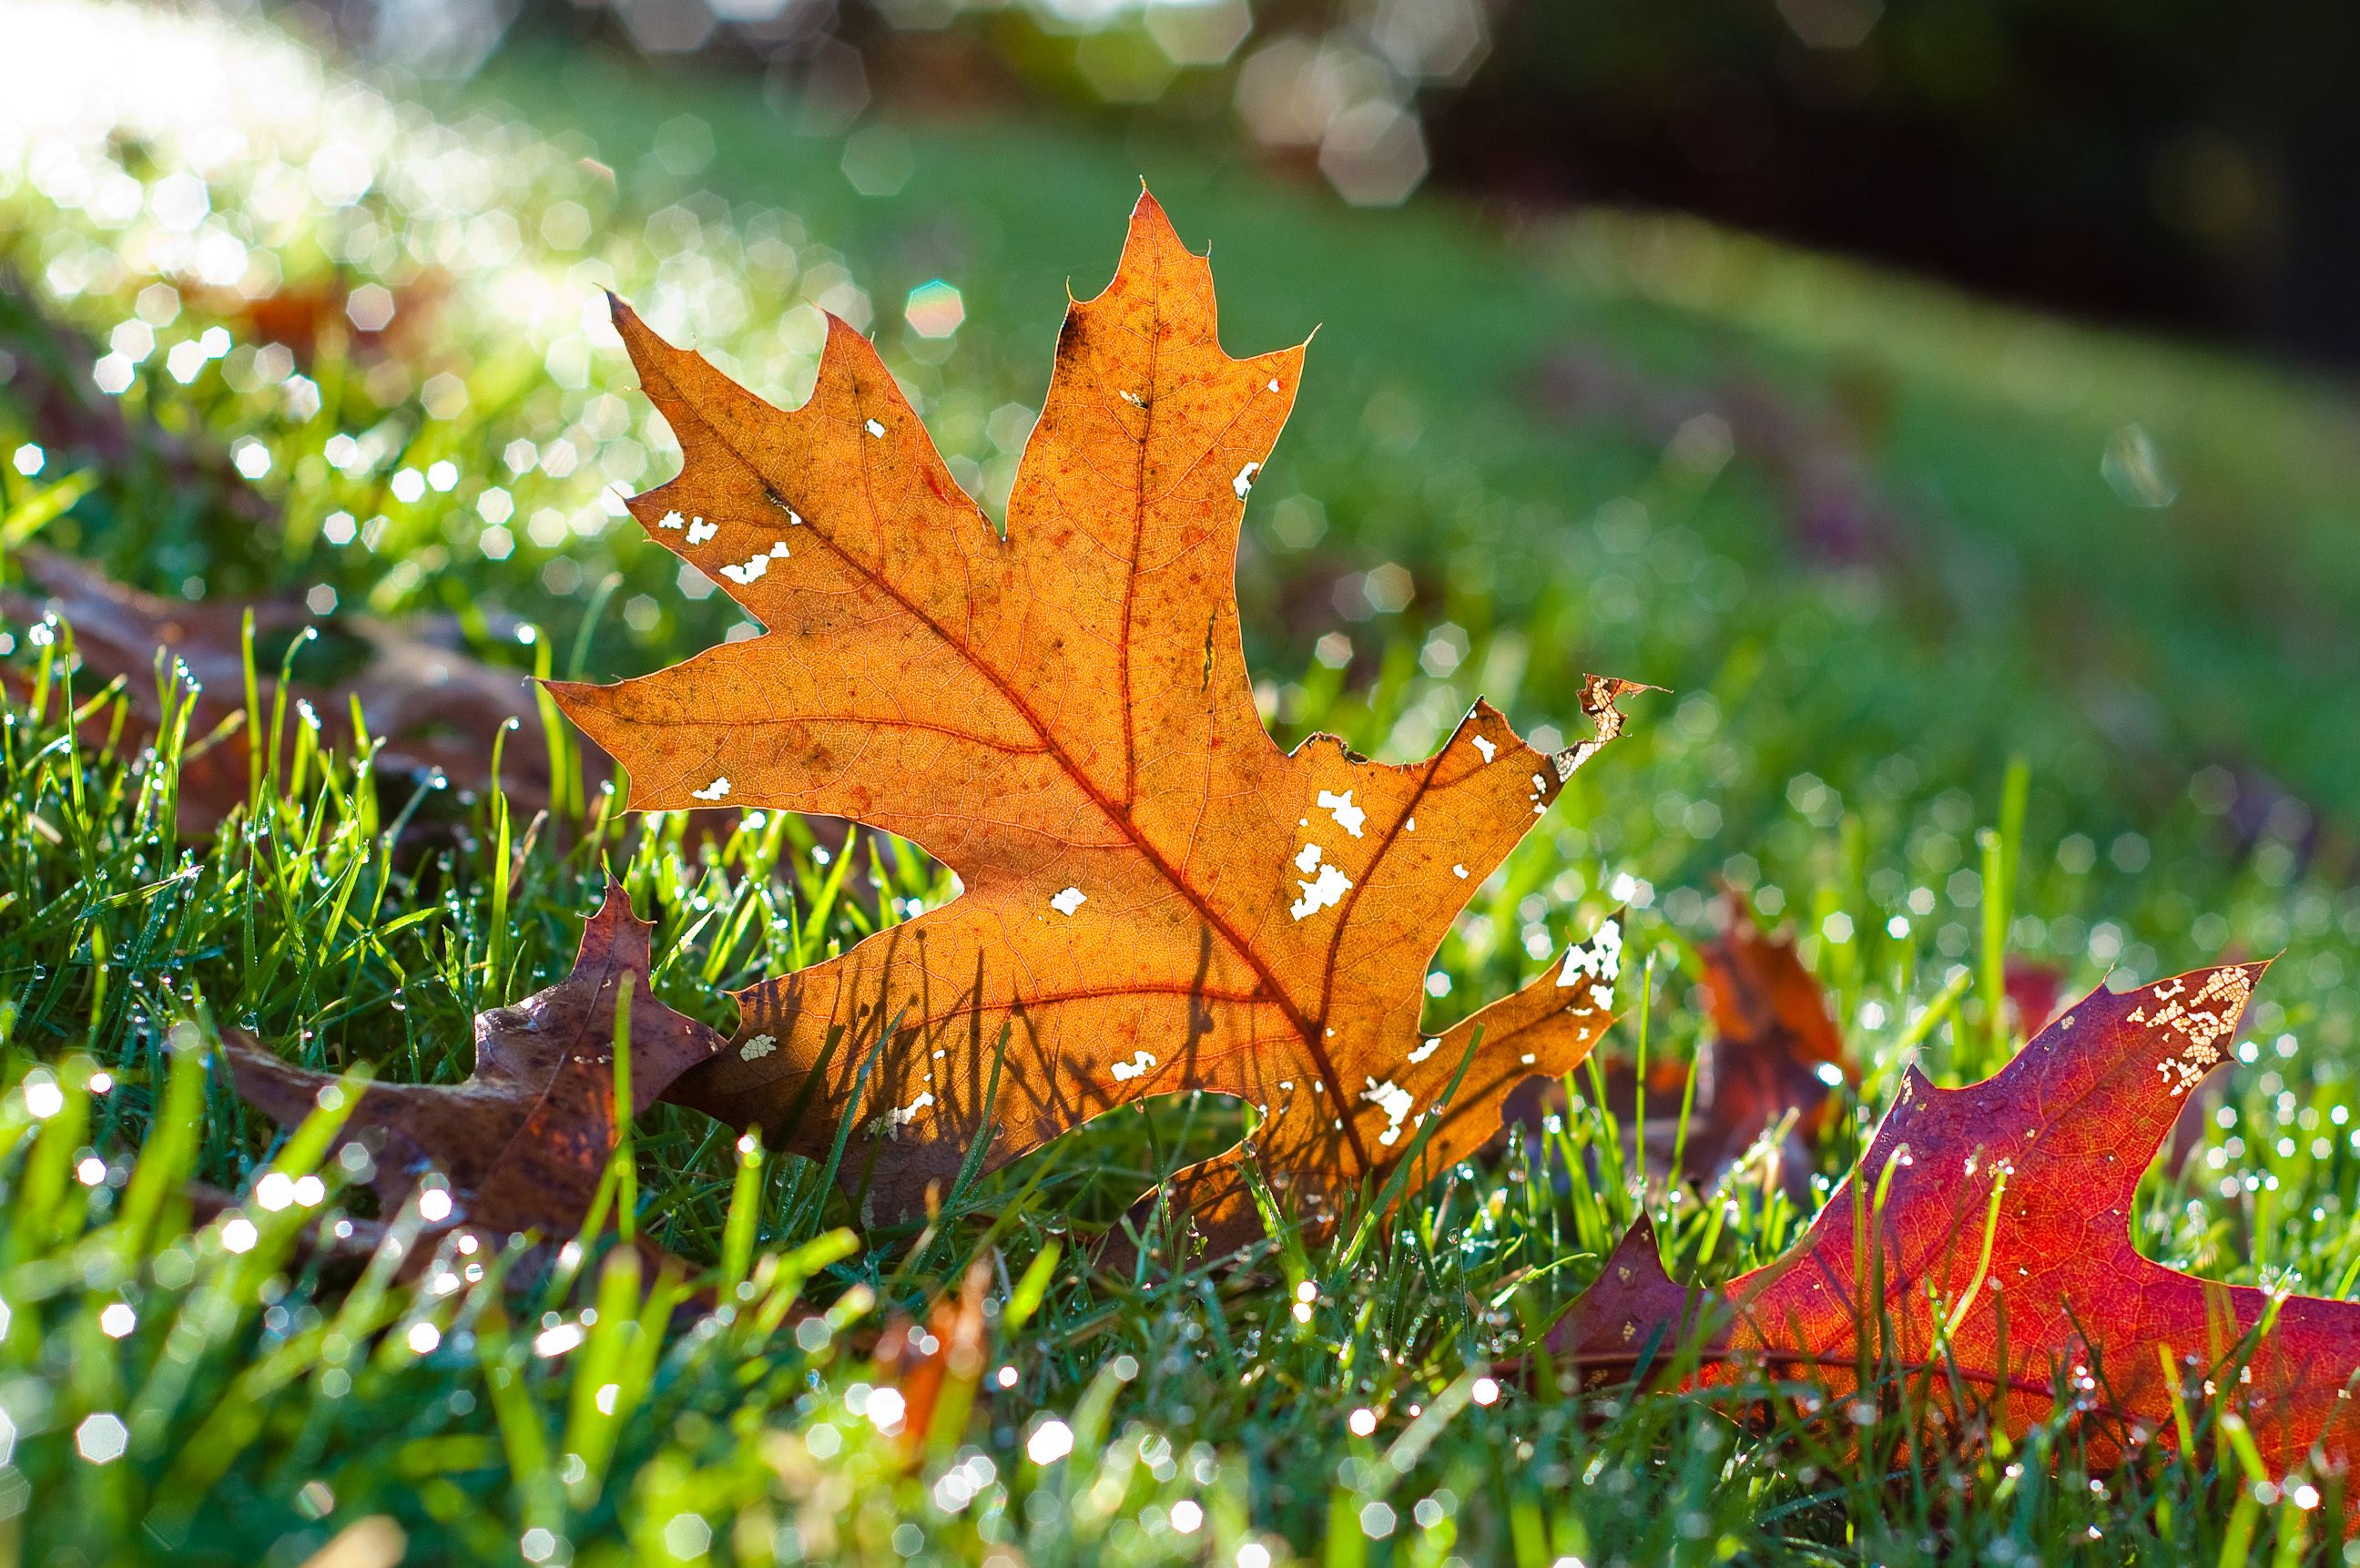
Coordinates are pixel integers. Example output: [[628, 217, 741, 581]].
[[369, 0, 2360, 366]]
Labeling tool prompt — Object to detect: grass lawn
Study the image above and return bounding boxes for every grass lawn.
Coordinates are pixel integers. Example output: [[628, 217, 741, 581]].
[[2, 4, 2358, 1563]]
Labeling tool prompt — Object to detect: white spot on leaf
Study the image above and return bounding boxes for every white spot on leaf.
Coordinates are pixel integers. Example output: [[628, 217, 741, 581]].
[[1232, 462, 1260, 499], [1557, 917, 1624, 1007], [693, 777, 732, 801], [720, 553, 771, 585], [1408, 1038, 1440, 1064], [1362, 1078, 1415, 1145], [686, 517, 717, 545], [1317, 789, 1366, 837], [1452, 864, 1468, 879], [1289, 846, 1353, 921], [1050, 887, 1086, 916], [740, 1033, 778, 1062], [878, 1091, 934, 1139], [1111, 1050, 1158, 1082], [1471, 736, 1497, 762], [658, 510, 685, 530], [2132, 965, 2253, 1097], [865, 418, 886, 438]]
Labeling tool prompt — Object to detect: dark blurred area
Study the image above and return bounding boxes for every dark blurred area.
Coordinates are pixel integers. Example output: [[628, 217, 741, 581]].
[[295, 0, 2360, 371], [1430, 0, 2360, 371]]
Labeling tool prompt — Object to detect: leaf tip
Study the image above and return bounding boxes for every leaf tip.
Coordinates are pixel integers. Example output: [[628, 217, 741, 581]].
[[591, 875, 638, 925], [536, 676, 599, 724], [1551, 673, 1662, 780], [1119, 182, 1206, 270], [1544, 1216, 1698, 1370]]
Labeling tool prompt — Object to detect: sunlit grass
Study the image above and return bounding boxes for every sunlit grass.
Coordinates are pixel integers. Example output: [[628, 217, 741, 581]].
[[0, 650, 2349, 1565]]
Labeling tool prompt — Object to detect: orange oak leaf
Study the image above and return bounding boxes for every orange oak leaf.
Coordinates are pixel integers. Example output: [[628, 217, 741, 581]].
[[548, 191, 1647, 1256], [1548, 962, 2360, 1475], [222, 881, 724, 1249]]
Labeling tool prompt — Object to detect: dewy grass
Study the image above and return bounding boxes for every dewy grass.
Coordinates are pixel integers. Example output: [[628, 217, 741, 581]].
[[0, 611, 2351, 1565], [3, 3, 2360, 1563]]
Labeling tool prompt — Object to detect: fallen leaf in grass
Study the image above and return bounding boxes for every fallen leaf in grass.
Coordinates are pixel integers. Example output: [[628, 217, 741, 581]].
[[1551, 894, 1847, 1193], [0, 271, 275, 541], [211, 273, 445, 365], [0, 544, 591, 833], [0, 279, 578, 833], [1549, 961, 2360, 1476], [1680, 894, 1851, 1184], [873, 1257, 992, 1465], [550, 190, 1651, 1256], [222, 881, 723, 1250], [2004, 957, 2066, 1038]]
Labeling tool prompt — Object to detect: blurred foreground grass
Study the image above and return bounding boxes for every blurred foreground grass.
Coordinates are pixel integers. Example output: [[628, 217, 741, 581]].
[[2, 4, 2358, 1563]]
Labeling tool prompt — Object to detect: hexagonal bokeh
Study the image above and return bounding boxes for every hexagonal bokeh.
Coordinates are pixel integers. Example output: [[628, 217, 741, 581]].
[[841, 125, 915, 198], [1234, 36, 1397, 148], [904, 280, 966, 339], [1777, 0, 1885, 49], [1319, 100, 1429, 207], [619, 0, 717, 53], [76, 1412, 129, 1465], [1073, 27, 1180, 103], [1144, 0, 1252, 67], [1368, 0, 1490, 83]]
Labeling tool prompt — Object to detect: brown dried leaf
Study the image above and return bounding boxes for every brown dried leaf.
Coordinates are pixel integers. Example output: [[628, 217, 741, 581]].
[[1679, 893, 1851, 1182], [0, 544, 594, 833], [222, 882, 723, 1246]]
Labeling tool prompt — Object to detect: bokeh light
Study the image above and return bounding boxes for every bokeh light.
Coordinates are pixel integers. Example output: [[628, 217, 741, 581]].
[[903, 280, 965, 339]]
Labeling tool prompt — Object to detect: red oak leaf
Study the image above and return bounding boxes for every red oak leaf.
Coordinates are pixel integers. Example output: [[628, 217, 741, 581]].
[[1550, 962, 2360, 1477]]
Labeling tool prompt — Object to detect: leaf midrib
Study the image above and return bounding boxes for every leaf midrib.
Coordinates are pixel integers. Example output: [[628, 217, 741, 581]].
[[657, 335, 1378, 1172]]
